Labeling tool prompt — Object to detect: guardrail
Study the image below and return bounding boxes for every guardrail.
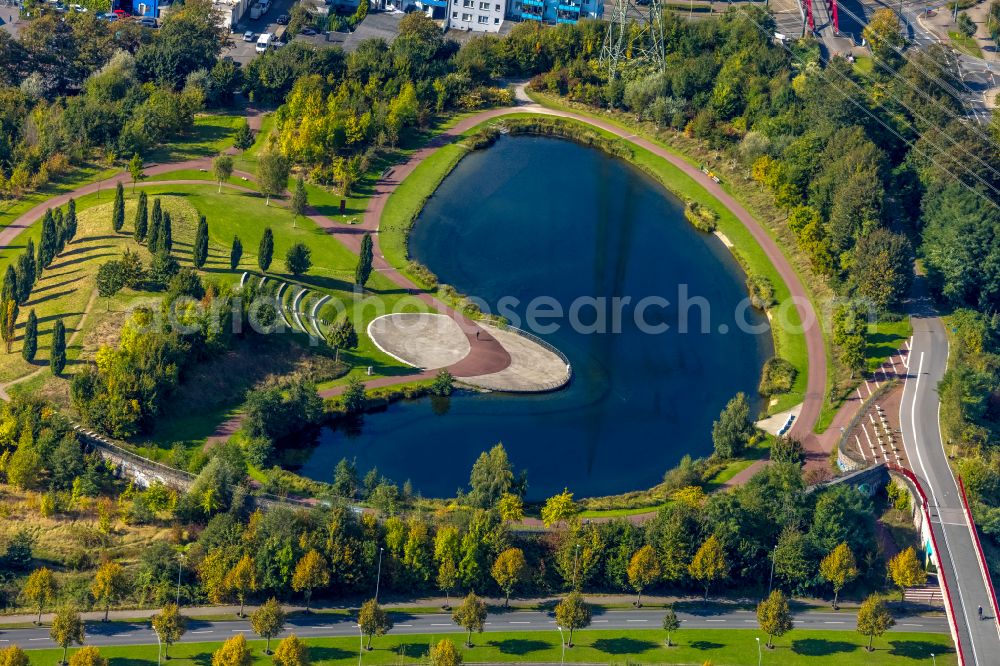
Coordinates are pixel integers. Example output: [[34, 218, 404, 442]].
[[958, 475, 1000, 640], [488, 323, 572, 392], [836, 381, 896, 471], [887, 463, 967, 666]]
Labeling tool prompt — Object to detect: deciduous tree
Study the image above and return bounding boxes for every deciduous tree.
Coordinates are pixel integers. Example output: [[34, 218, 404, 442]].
[[285, 243, 311, 276], [662, 606, 680, 647], [688, 535, 727, 600], [757, 590, 793, 649], [887, 547, 926, 600], [91, 561, 129, 622], [429, 639, 461, 666], [452, 591, 487, 647], [234, 120, 254, 152], [491, 548, 525, 607], [21, 567, 57, 624], [211, 633, 252, 666], [554, 591, 591, 647], [291, 550, 329, 612], [257, 149, 289, 206], [272, 634, 309, 666], [96, 261, 125, 310], [250, 597, 285, 654], [128, 153, 145, 193], [50, 607, 84, 665], [819, 542, 858, 610], [151, 604, 187, 659], [627, 544, 661, 608], [225, 554, 257, 618], [213, 154, 234, 193], [541, 488, 577, 528], [68, 646, 107, 666], [712, 392, 753, 458], [358, 599, 392, 650], [856, 593, 894, 652], [291, 175, 307, 227], [0, 645, 29, 666]]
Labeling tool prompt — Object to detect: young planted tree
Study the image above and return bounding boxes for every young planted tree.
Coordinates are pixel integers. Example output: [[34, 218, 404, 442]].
[[491, 547, 526, 608], [272, 635, 309, 666], [887, 547, 927, 600], [662, 606, 680, 647], [91, 561, 129, 622], [230, 235, 243, 270], [688, 535, 727, 601], [151, 604, 187, 660], [160, 212, 173, 254], [0, 645, 29, 666], [233, 119, 254, 153], [128, 153, 145, 193], [291, 550, 329, 612], [554, 591, 591, 647], [21, 309, 37, 362], [355, 233, 373, 288], [257, 149, 289, 205], [21, 567, 57, 624], [225, 554, 257, 618], [213, 154, 234, 193], [819, 542, 858, 610], [437, 559, 459, 610], [756, 589, 793, 649], [112, 182, 125, 233], [429, 639, 462, 666], [856, 593, 894, 652], [258, 228, 274, 273], [193, 216, 209, 269], [497, 492, 525, 522], [68, 646, 106, 666], [452, 591, 487, 647], [324, 318, 357, 363], [96, 261, 125, 311], [627, 544, 661, 608], [134, 192, 148, 243], [39, 210, 57, 267], [285, 243, 311, 276], [291, 175, 307, 228], [50, 607, 84, 665], [211, 634, 252, 666], [50, 319, 66, 376], [358, 599, 393, 650], [250, 598, 285, 654], [64, 199, 77, 244]]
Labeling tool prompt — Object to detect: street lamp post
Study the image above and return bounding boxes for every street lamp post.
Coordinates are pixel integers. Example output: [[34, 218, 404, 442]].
[[557, 626, 565, 665], [374, 547, 384, 602], [153, 625, 162, 666], [931, 653, 936, 666], [755, 637, 762, 666], [175, 554, 185, 607], [357, 624, 364, 666]]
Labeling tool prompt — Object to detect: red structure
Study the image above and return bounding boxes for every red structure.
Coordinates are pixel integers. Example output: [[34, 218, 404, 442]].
[[805, 0, 814, 31], [829, 0, 839, 33], [803, 0, 838, 34]]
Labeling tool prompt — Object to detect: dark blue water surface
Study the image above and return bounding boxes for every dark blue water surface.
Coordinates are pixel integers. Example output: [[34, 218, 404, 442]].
[[297, 136, 772, 499]]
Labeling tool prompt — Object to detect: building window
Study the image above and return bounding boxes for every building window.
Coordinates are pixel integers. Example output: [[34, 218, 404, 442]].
[[495, 3, 500, 9], [494, 16, 500, 22], [462, 12, 472, 19], [452, 10, 458, 16], [462, 0, 472, 7], [478, 13, 489, 22], [479, 1, 488, 8]]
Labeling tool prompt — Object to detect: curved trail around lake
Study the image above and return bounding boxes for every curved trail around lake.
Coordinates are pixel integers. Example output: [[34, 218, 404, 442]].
[[0, 99, 826, 489]]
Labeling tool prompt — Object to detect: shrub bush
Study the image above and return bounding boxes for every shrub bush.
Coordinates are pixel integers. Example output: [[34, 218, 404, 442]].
[[759, 356, 797, 395]]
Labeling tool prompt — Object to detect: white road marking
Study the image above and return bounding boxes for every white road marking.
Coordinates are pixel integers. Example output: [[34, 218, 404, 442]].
[[191, 631, 214, 634], [592, 620, 608, 623], [705, 619, 726, 623], [231, 629, 249, 632], [824, 621, 846, 624], [626, 619, 648, 623], [113, 633, 131, 637], [397, 624, 412, 627], [509, 621, 530, 624], [29, 638, 48, 642], [431, 624, 450, 626]]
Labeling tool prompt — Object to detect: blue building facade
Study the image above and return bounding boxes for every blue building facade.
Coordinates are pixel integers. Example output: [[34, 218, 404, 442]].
[[508, 0, 600, 24]]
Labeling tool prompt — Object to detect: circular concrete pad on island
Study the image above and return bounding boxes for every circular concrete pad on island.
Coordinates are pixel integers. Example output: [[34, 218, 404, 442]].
[[368, 313, 471, 370], [461, 324, 572, 393]]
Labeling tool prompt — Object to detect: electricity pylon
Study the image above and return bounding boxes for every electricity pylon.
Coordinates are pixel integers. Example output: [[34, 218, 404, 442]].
[[599, 0, 667, 78]]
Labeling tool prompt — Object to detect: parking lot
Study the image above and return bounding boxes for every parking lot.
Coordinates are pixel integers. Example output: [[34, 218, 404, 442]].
[[221, 0, 298, 65]]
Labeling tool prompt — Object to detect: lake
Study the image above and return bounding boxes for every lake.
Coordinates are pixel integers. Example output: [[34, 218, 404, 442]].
[[295, 136, 772, 499]]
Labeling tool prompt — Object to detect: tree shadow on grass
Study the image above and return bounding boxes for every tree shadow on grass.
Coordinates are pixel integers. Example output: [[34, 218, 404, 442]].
[[488, 639, 550, 655], [109, 658, 157, 666], [887, 640, 953, 659], [592, 638, 658, 655], [308, 646, 355, 662], [791, 638, 856, 656], [689, 641, 725, 651]]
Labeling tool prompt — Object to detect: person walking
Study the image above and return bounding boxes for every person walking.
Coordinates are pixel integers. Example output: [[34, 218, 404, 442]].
[[979, 605, 984, 621]]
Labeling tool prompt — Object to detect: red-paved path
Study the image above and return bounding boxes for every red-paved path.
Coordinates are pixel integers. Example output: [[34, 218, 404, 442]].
[[2, 100, 829, 500]]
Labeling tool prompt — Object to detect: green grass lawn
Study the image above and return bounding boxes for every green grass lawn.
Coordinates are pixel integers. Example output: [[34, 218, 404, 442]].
[[866, 317, 912, 373], [19, 629, 955, 665], [381, 111, 809, 415], [852, 56, 874, 76], [948, 31, 984, 58], [147, 113, 245, 163]]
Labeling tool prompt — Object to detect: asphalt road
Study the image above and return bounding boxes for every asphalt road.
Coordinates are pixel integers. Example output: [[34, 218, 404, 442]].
[[0, 609, 949, 649], [899, 282, 1000, 663]]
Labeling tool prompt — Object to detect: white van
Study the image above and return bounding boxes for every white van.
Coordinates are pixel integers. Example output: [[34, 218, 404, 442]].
[[255, 32, 272, 53]]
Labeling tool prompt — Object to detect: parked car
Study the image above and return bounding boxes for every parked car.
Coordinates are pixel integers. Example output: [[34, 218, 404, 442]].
[[112, 8, 127, 16], [243, 29, 255, 41], [138, 16, 157, 27], [276, 12, 289, 24], [300, 26, 316, 35]]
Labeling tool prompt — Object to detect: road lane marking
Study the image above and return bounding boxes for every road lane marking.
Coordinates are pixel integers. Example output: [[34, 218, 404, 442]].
[[509, 621, 530, 624], [626, 619, 648, 623], [113, 633, 131, 637], [705, 619, 726, 623], [29, 638, 48, 641], [397, 624, 412, 627], [191, 631, 214, 634], [592, 620, 608, 623], [824, 621, 845, 624], [231, 629, 249, 632], [431, 624, 450, 626], [901, 623, 923, 627]]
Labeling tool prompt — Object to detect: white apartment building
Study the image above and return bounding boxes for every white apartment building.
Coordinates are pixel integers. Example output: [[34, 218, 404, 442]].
[[446, 0, 505, 32]]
